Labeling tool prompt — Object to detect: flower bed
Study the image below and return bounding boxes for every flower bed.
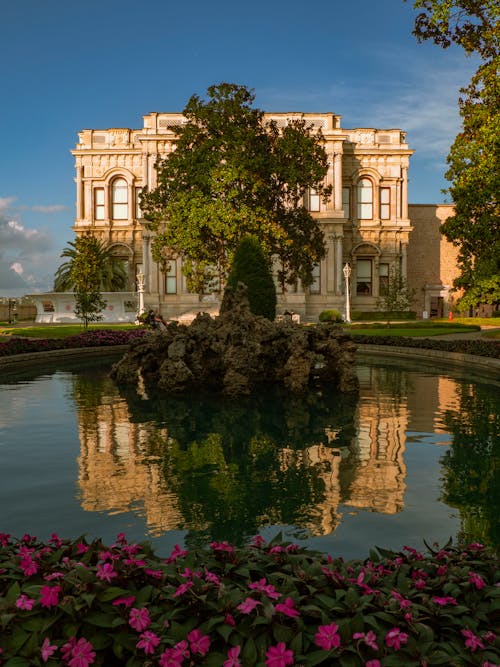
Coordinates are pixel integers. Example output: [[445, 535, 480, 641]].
[[0, 329, 147, 358], [351, 335, 500, 359], [0, 534, 498, 666]]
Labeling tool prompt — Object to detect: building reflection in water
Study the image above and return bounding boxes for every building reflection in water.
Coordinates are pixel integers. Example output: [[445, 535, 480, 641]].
[[73, 363, 464, 543]]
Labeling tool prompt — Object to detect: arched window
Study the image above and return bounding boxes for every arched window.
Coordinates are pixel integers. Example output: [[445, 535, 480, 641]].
[[357, 178, 373, 219], [112, 178, 128, 220]]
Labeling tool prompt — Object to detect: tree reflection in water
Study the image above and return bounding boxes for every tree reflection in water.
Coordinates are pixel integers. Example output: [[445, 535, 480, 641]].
[[119, 385, 359, 548], [440, 381, 500, 548]]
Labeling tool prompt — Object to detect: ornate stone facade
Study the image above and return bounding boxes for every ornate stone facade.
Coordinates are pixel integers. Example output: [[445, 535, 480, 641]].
[[71, 112, 456, 320]]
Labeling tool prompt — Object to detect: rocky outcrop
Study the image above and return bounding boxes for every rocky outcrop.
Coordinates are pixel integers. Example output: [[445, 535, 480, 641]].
[[110, 284, 359, 397]]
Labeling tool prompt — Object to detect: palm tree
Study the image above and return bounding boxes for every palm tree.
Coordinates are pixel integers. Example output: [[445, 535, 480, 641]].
[[54, 237, 128, 292]]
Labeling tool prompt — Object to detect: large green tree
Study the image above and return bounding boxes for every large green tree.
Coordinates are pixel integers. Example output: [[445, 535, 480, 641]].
[[410, 1, 500, 301], [140, 83, 331, 294], [54, 237, 128, 292]]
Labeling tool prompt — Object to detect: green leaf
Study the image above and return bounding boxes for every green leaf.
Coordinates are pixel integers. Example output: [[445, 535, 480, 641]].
[[97, 587, 131, 602], [4, 659, 30, 667], [82, 611, 116, 628], [5, 582, 21, 605], [242, 637, 258, 664]]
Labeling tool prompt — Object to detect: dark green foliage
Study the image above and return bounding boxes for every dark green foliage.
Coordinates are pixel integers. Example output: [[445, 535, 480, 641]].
[[318, 309, 343, 323], [225, 236, 276, 320], [351, 334, 500, 358]]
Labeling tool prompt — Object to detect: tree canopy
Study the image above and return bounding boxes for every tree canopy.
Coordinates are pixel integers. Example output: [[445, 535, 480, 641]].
[[410, 1, 500, 301], [140, 83, 331, 294], [54, 236, 128, 292]]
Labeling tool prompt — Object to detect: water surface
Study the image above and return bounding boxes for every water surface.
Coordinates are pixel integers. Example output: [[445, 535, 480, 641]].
[[0, 355, 498, 559]]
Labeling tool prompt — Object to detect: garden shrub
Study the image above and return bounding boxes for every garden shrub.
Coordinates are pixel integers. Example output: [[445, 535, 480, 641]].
[[0, 329, 147, 358], [319, 309, 343, 323], [0, 533, 498, 666], [352, 334, 500, 359], [225, 236, 277, 321]]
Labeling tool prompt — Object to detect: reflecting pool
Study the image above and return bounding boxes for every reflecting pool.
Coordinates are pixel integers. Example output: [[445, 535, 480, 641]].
[[0, 354, 498, 559]]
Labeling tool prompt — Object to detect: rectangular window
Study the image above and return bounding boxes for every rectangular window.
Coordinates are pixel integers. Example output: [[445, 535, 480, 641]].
[[356, 259, 372, 295], [357, 179, 373, 220], [165, 260, 177, 294], [135, 187, 142, 219], [310, 263, 321, 294], [379, 263, 389, 296], [380, 187, 390, 219], [342, 186, 350, 218], [94, 188, 105, 220], [308, 188, 320, 212]]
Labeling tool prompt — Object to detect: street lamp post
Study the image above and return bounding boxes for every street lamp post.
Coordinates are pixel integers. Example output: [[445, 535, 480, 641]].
[[136, 271, 145, 317], [343, 263, 352, 323]]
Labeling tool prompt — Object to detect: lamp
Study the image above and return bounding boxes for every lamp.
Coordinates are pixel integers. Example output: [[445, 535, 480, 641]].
[[343, 262, 352, 323], [136, 271, 145, 316]]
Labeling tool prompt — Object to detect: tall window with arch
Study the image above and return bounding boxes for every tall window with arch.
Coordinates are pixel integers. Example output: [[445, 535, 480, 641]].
[[357, 178, 373, 219], [111, 178, 128, 220]]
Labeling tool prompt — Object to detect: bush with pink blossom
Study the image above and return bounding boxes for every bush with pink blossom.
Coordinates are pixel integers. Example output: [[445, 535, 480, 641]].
[[0, 533, 498, 666]]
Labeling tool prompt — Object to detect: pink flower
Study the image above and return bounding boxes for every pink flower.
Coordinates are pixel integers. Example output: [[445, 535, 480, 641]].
[[174, 640, 190, 660], [44, 571, 65, 581], [187, 628, 211, 656], [112, 595, 135, 607], [210, 541, 235, 553], [15, 594, 35, 610], [20, 556, 38, 576], [365, 661, 381, 667], [251, 535, 266, 547], [432, 596, 457, 605], [128, 607, 151, 632], [353, 631, 379, 651], [385, 628, 409, 650], [461, 629, 485, 652], [67, 637, 96, 667], [41, 637, 57, 662], [224, 645, 242, 667], [76, 543, 89, 555], [275, 597, 300, 618], [145, 568, 163, 579], [96, 562, 117, 583], [391, 590, 411, 610], [173, 581, 194, 597], [205, 570, 221, 586], [159, 647, 184, 667], [136, 631, 161, 655], [248, 578, 280, 599], [269, 546, 285, 554], [265, 642, 294, 667], [49, 533, 64, 547], [165, 544, 188, 563], [40, 585, 61, 608], [469, 572, 486, 589], [224, 613, 236, 626], [237, 597, 262, 614], [315, 623, 341, 651]]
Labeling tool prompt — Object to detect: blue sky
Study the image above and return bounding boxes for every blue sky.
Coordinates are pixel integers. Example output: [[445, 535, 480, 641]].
[[0, 0, 477, 296]]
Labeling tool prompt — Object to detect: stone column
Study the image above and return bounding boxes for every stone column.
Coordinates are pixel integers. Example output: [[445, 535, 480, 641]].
[[335, 236, 343, 295], [142, 233, 150, 292], [84, 181, 92, 221], [401, 166, 408, 219], [401, 242, 408, 279], [142, 154, 148, 188], [76, 165, 84, 220], [326, 235, 335, 293], [334, 153, 342, 211]]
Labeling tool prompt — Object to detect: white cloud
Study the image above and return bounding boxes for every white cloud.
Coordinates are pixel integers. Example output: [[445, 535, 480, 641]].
[[0, 201, 59, 295], [31, 204, 67, 213]]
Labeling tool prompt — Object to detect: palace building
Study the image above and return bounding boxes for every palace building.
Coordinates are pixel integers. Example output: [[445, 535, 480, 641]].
[[65, 111, 458, 323]]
